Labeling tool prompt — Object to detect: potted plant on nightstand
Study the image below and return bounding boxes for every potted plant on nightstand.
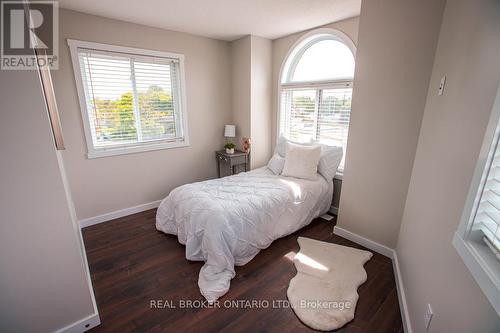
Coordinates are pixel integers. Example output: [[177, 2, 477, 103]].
[[224, 142, 235, 154]]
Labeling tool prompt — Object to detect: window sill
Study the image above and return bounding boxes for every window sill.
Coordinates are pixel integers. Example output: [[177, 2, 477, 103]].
[[452, 232, 500, 315], [87, 140, 189, 159]]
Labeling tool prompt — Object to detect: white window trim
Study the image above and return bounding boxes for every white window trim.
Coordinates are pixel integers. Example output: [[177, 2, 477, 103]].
[[276, 28, 356, 176], [67, 39, 189, 159], [453, 84, 500, 316]]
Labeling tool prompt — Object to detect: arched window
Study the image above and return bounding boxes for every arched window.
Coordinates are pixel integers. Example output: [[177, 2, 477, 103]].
[[279, 29, 356, 171]]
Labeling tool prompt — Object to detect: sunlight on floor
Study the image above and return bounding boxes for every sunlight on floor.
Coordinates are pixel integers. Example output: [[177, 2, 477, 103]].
[[285, 251, 329, 271]]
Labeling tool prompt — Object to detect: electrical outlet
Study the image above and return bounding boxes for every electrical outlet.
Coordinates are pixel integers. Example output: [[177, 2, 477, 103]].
[[438, 76, 446, 96], [424, 303, 433, 331]]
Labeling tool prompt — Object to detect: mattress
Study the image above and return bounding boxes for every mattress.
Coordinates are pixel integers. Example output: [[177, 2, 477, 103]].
[[156, 167, 333, 302]]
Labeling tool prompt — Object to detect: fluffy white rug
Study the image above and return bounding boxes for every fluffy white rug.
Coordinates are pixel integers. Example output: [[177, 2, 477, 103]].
[[287, 237, 372, 331]]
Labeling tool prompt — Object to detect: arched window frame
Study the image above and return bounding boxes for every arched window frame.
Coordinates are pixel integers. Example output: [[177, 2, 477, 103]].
[[278, 28, 356, 175]]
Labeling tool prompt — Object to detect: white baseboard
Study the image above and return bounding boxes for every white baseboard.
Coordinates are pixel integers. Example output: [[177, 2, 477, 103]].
[[392, 252, 413, 333], [332, 226, 412, 333], [333, 226, 394, 258], [79, 200, 161, 228], [55, 312, 100, 333], [76, 215, 101, 332]]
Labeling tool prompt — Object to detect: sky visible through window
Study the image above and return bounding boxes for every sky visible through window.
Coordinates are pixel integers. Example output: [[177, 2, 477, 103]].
[[292, 39, 355, 82]]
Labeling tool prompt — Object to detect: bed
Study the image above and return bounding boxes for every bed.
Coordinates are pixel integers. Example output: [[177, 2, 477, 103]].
[[156, 166, 333, 302]]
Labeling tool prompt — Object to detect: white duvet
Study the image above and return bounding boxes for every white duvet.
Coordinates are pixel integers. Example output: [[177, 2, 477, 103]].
[[156, 167, 333, 302]]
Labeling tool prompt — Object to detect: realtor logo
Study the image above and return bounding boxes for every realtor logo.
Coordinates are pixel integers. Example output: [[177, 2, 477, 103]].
[[1, 0, 58, 70]]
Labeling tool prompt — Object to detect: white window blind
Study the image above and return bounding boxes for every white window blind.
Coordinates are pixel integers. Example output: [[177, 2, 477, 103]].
[[69, 40, 188, 158], [280, 86, 352, 169], [473, 133, 500, 258]]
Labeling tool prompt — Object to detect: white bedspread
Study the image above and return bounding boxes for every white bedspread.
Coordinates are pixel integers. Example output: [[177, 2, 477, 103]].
[[156, 167, 333, 302]]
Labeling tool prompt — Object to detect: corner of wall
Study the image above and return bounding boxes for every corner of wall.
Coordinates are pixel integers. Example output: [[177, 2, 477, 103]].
[[230, 35, 273, 169], [336, 0, 445, 249]]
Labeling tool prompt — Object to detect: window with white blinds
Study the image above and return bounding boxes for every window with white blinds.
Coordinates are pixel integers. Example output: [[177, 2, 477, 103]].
[[280, 86, 352, 162], [279, 32, 355, 172], [453, 90, 500, 313], [472, 126, 500, 258], [68, 40, 188, 158]]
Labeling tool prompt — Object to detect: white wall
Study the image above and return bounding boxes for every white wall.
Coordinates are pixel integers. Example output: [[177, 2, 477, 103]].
[[271, 17, 360, 145], [397, 0, 500, 332], [0, 66, 96, 331], [250, 36, 273, 168], [53, 9, 233, 220], [336, 0, 446, 248]]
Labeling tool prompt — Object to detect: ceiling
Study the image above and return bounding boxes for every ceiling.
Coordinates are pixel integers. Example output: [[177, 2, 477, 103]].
[[58, 0, 361, 41]]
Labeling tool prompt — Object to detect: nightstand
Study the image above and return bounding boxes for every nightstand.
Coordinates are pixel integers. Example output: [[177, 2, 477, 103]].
[[215, 150, 249, 178]]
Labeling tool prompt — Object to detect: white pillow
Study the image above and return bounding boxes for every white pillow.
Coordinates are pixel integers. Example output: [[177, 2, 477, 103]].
[[281, 142, 322, 180], [317, 145, 343, 181], [274, 135, 313, 157], [267, 154, 285, 175]]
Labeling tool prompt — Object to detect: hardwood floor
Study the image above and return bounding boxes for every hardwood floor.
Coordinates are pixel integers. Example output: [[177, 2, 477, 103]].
[[82, 209, 403, 333]]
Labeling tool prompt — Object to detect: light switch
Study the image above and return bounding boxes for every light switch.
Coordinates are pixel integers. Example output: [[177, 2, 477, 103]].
[[438, 76, 446, 96]]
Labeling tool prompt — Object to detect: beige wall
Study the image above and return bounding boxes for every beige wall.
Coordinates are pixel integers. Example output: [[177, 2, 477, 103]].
[[271, 16, 360, 145], [0, 65, 95, 331], [397, 0, 500, 332], [53, 9, 232, 220], [231, 35, 272, 169], [337, 0, 446, 248], [231, 36, 251, 150], [250, 36, 273, 168]]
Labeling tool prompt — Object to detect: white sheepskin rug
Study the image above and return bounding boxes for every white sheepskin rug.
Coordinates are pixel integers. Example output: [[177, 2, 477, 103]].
[[287, 237, 373, 331]]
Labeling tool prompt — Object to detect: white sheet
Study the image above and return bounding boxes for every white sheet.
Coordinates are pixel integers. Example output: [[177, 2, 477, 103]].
[[156, 167, 333, 302]]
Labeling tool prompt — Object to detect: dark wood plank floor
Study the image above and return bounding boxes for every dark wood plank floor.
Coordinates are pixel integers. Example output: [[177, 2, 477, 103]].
[[82, 209, 403, 333]]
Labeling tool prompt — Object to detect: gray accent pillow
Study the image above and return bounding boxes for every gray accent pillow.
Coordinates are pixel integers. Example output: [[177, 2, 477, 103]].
[[267, 154, 286, 175], [317, 145, 343, 181]]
